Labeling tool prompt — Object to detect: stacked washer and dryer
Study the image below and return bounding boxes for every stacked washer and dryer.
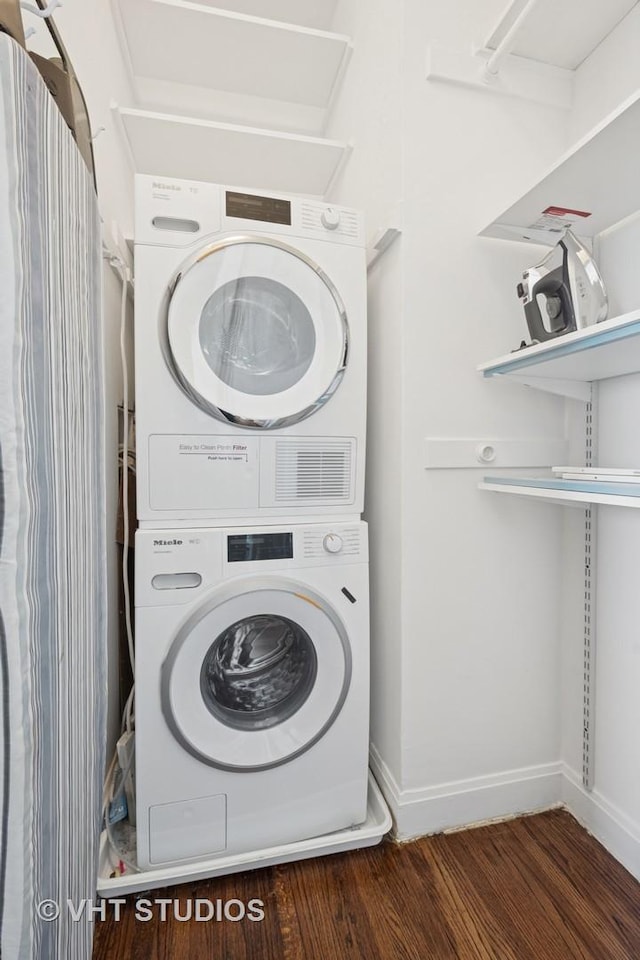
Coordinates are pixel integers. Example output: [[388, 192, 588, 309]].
[[133, 175, 371, 872]]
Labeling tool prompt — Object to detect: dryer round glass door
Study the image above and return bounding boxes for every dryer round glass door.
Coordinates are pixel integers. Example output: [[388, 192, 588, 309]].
[[165, 237, 348, 429], [161, 577, 352, 770]]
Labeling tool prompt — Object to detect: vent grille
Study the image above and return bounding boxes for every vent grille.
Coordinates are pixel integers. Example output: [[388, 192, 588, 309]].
[[275, 441, 353, 503]]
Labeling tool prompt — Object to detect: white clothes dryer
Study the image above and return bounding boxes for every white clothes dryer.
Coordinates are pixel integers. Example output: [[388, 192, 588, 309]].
[[134, 176, 367, 527], [134, 521, 370, 870]]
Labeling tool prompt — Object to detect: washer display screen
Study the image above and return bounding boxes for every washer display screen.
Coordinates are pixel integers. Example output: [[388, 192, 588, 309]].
[[227, 533, 293, 563]]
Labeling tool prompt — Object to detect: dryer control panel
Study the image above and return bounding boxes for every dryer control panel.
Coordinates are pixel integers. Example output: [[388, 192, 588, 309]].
[[134, 174, 364, 247]]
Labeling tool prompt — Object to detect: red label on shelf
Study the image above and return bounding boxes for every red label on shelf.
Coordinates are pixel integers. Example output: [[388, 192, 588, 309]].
[[542, 206, 592, 218], [528, 206, 594, 233]]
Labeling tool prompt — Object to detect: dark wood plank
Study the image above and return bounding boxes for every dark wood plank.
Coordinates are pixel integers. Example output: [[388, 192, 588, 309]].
[[92, 809, 640, 960], [519, 811, 640, 959], [428, 816, 594, 959], [92, 865, 285, 960], [277, 842, 489, 960]]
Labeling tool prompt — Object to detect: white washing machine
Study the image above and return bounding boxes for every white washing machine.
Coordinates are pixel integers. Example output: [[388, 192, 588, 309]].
[[135, 521, 370, 870], [134, 175, 367, 527]]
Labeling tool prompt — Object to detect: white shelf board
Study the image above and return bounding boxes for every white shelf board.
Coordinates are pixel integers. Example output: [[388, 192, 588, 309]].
[[480, 476, 640, 509], [480, 88, 640, 243], [116, 106, 350, 196], [485, 0, 637, 71], [114, 0, 351, 109], [185, 0, 339, 30], [478, 309, 640, 397], [131, 77, 327, 136]]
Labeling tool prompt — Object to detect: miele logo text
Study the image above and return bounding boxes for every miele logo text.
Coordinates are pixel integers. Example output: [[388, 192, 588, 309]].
[[153, 539, 183, 547], [152, 181, 180, 191]]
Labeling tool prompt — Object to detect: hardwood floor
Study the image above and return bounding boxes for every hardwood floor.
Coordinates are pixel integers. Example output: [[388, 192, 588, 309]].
[[92, 809, 640, 959]]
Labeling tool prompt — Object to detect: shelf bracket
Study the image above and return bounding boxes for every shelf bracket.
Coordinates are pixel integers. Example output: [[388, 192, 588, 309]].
[[493, 373, 592, 402], [324, 140, 353, 200], [426, 41, 574, 110], [367, 227, 402, 271]]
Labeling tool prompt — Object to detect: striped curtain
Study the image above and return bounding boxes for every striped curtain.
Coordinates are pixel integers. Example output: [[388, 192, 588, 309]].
[[0, 34, 107, 960]]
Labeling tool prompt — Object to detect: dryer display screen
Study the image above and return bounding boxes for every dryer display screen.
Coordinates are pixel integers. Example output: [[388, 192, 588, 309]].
[[227, 533, 293, 563], [226, 191, 291, 225]]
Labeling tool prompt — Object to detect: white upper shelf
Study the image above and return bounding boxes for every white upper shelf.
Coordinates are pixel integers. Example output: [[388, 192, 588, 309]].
[[186, 0, 339, 30], [480, 476, 640, 509], [479, 309, 640, 399], [114, 0, 352, 109], [479, 89, 640, 243], [485, 0, 637, 71], [116, 106, 349, 197]]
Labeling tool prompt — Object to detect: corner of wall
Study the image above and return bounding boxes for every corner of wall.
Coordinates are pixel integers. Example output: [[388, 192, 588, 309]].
[[561, 764, 640, 883]]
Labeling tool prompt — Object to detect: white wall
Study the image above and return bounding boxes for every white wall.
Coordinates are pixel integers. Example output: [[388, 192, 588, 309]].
[[559, 215, 640, 878], [396, 0, 568, 831], [328, 0, 571, 836], [554, 11, 640, 879], [330, 0, 640, 872], [25, 1, 135, 751]]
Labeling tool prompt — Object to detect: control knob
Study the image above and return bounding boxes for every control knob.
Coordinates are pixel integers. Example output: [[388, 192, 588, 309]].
[[323, 533, 343, 554], [321, 207, 341, 231]]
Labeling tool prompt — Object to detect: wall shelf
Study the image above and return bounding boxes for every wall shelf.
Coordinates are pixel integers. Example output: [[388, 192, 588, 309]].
[[190, 0, 339, 30], [484, 0, 636, 72], [479, 88, 640, 244], [113, 0, 352, 110], [115, 106, 350, 196], [478, 309, 640, 400], [481, 476, 640, 509]]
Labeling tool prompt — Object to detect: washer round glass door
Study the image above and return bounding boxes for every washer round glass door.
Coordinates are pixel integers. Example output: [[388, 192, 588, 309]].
[[161, 578, 352, 770], [166, 237, 348, 429]]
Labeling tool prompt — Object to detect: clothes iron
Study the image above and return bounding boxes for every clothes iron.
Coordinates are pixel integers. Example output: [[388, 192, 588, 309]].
[[516, 229, 608, 343]]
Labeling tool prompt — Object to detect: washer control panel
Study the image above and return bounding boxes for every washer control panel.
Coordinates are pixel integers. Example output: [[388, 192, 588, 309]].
[[221, 523, 366, 570], [136, 522, 368, 606]]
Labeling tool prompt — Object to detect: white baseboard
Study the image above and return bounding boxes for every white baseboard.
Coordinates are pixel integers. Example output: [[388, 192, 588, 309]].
[[369, 747, 640, 882], [562, 764, 640, 882], [369, 744, 563, 840]]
